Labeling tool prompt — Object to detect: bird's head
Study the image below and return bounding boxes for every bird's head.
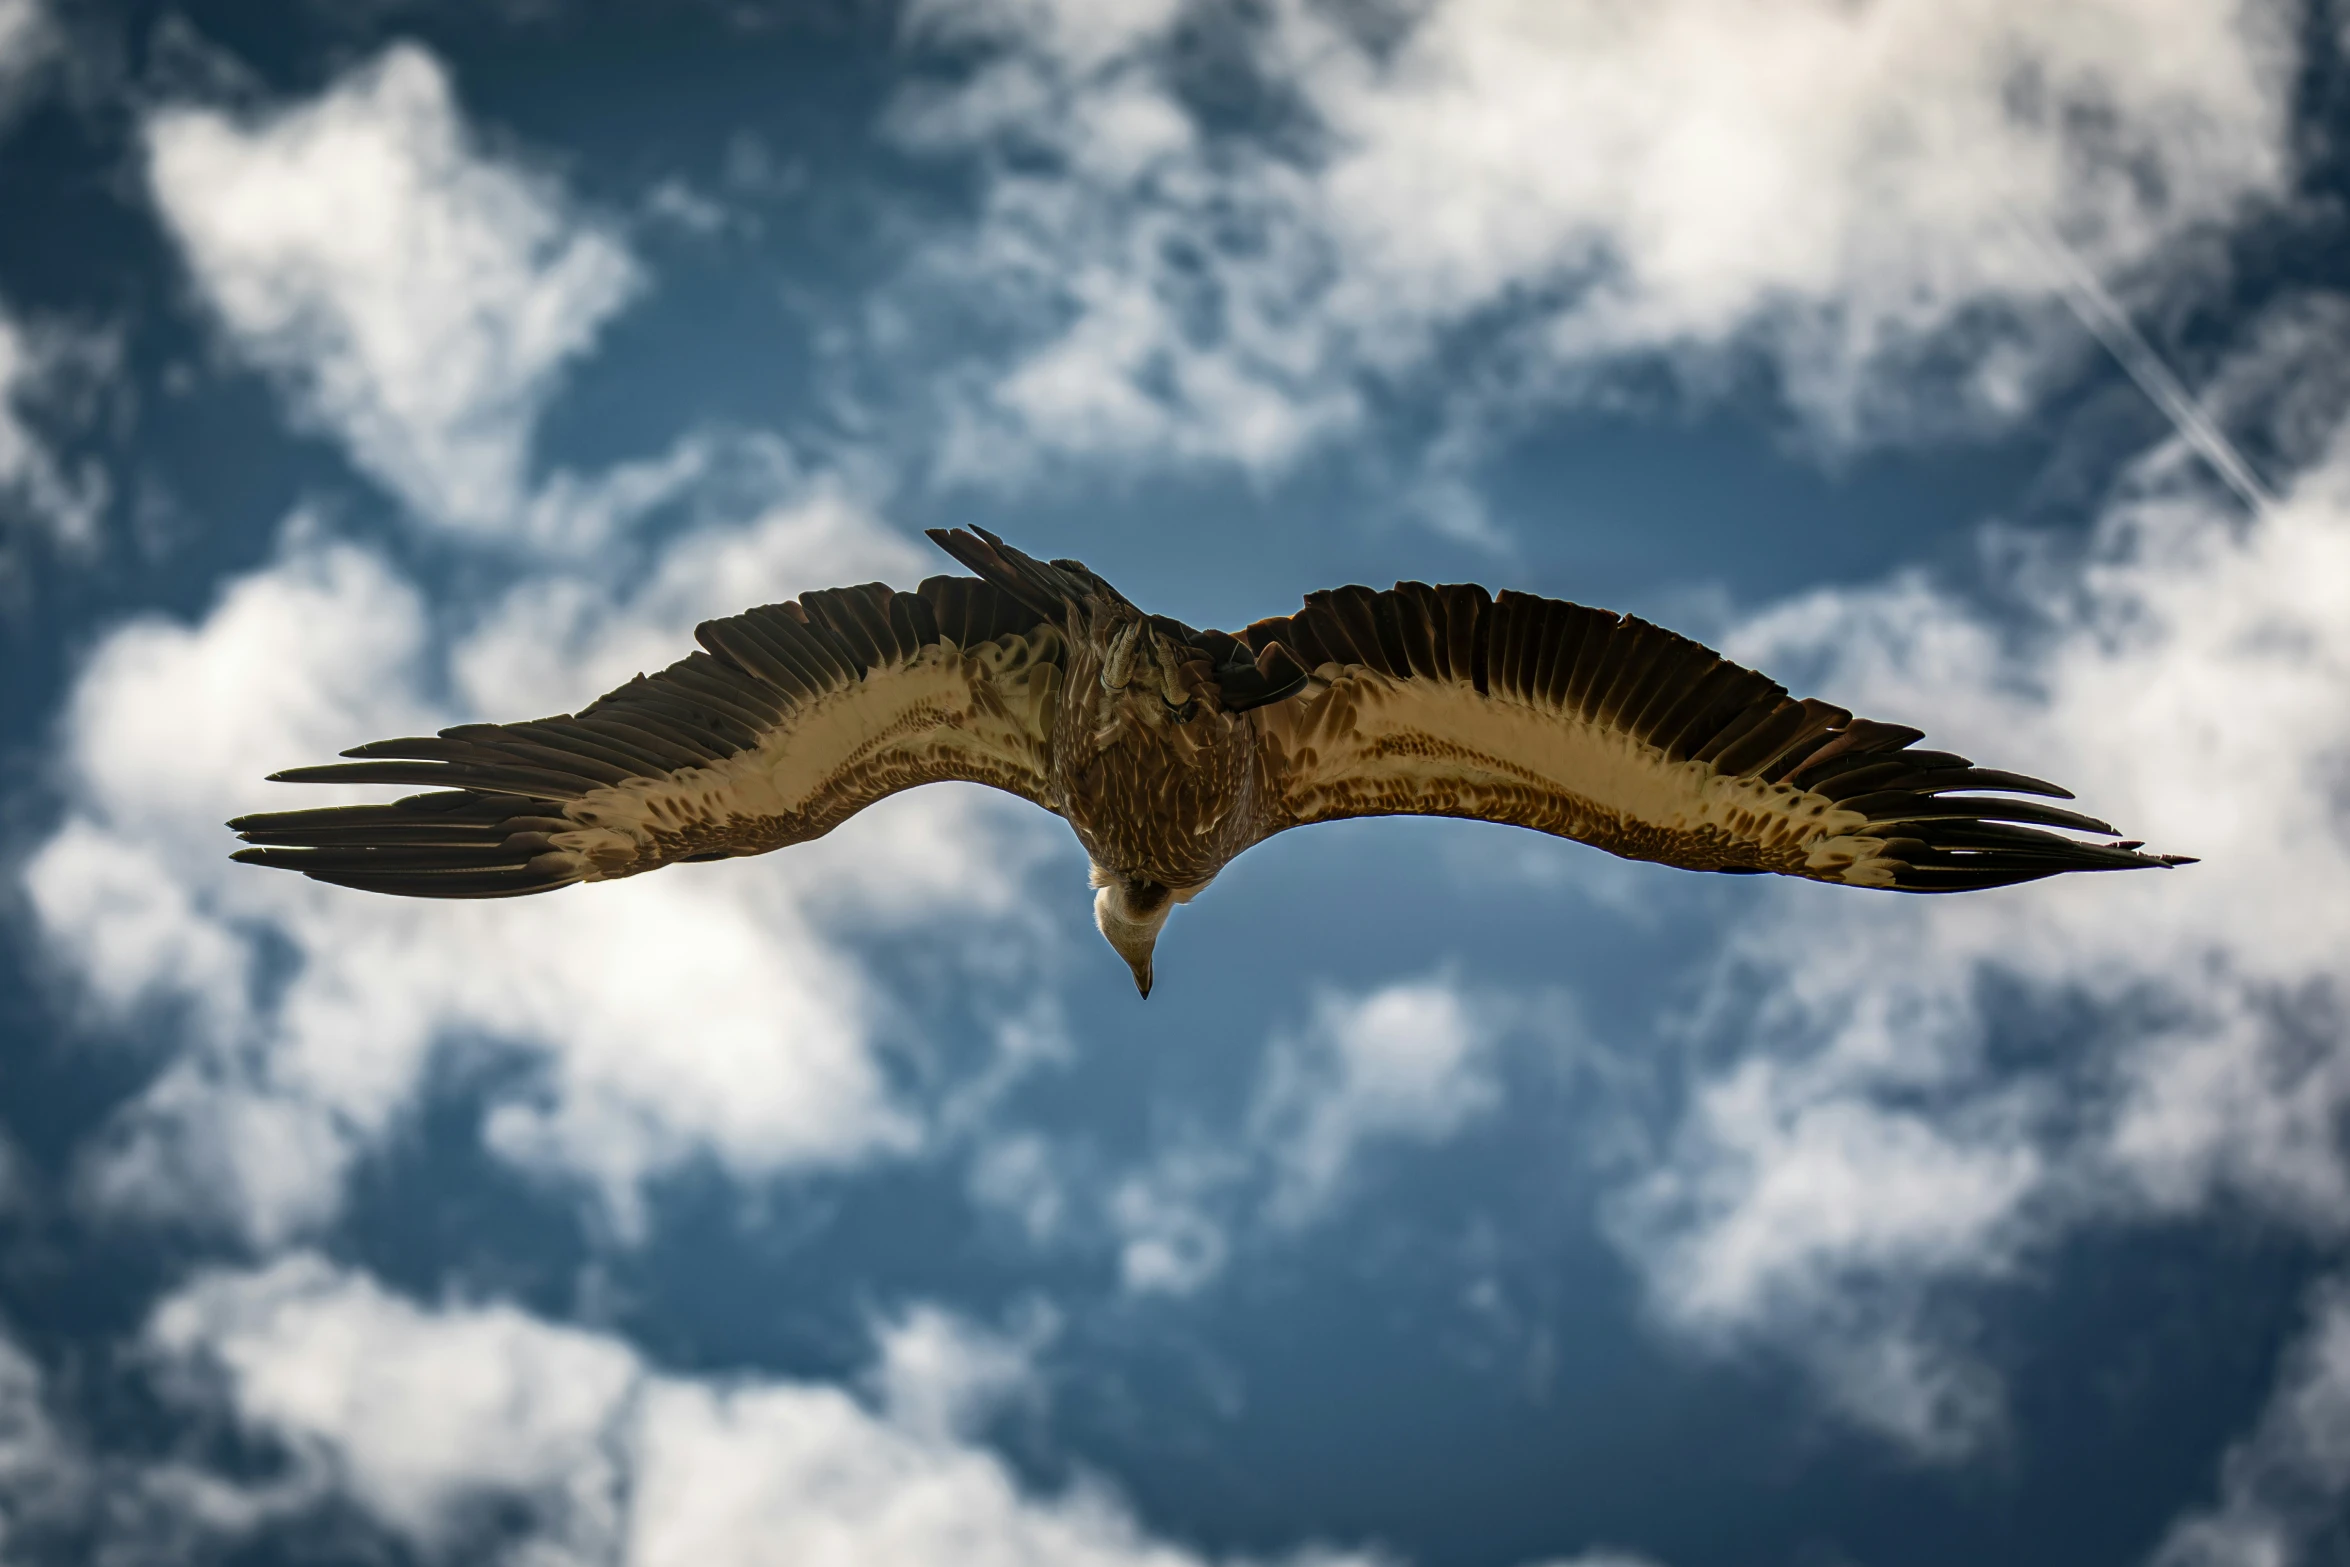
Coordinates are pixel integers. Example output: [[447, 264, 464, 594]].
[[1100, 615, 1220, 730], [1091, 873, 1186, 998]]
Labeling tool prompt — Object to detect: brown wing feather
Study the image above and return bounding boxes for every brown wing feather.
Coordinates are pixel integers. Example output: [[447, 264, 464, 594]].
[[1241, 583, 2189, 891], [230, 577, 1066, 898]]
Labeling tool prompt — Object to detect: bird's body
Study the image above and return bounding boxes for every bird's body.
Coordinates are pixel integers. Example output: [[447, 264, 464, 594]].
[[231, 529, 2191, 995], [1056, 614, 1259, 893]]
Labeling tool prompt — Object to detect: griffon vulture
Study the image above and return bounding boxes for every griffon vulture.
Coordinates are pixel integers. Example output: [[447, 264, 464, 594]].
[[231, 529, 2191, 995]]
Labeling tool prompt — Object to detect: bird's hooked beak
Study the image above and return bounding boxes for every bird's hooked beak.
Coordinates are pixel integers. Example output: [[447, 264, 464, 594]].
[[1093, 876, 1174, 999]]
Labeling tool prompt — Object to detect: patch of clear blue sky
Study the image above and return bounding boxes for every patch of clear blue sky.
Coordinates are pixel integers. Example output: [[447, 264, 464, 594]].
[[3, 4, 2346, 1566]]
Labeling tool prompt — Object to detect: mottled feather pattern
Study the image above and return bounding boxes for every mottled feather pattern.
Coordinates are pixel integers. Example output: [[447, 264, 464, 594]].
[[1051, 629, 1263, 888]]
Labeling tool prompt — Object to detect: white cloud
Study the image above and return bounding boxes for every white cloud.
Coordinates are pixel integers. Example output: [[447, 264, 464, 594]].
[[2150, 1273, 2350, 1567], [0, 305, 109, 555], [1605, 306, 2350, 1457], [970, 1131, 1073, 1244], [890, 0, 2292, 494], [0, 1323, 91, 1561], [1253, 978, 1499, 1225], [643, 176, 732, 238], [1109, 1142, 1240, 1297], [1090, 975, 1500, 1296], [24, 491, 1059, 1244], [146, 1253, 1387, 1567], [143, 43, 639, 536], [1612, 1038, 2048, 1455], [0, 0, 42, 63], [0, 0, 52, 124], [150, 1254, 637, 1553], [864, 1300, 1053, 1444]]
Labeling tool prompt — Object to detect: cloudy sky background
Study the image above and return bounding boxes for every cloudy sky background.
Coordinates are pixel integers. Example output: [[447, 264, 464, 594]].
[[2, 1, 2348, 1563]]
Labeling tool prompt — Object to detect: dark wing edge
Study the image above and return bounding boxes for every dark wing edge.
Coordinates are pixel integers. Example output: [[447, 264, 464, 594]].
[[228, 576, 1063, 899], [1237, 581, 2193, 892]]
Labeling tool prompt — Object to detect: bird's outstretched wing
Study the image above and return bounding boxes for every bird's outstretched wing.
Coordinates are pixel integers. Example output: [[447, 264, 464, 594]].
[[231, 577, 1065, 898], [1238, 583, 2189, 891]]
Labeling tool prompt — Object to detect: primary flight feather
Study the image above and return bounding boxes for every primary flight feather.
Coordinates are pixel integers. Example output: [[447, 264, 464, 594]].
[[230, 528, 2192, 996]]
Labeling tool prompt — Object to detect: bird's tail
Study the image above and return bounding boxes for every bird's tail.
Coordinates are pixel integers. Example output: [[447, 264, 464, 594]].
[[925, 527, 1130, 625]]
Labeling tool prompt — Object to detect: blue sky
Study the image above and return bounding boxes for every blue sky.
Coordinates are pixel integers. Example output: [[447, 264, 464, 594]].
[[3, 2, 2349, 1564]]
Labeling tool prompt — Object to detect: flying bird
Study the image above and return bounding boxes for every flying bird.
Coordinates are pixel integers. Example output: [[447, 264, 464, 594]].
[[231, 529, 2192, 996]]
